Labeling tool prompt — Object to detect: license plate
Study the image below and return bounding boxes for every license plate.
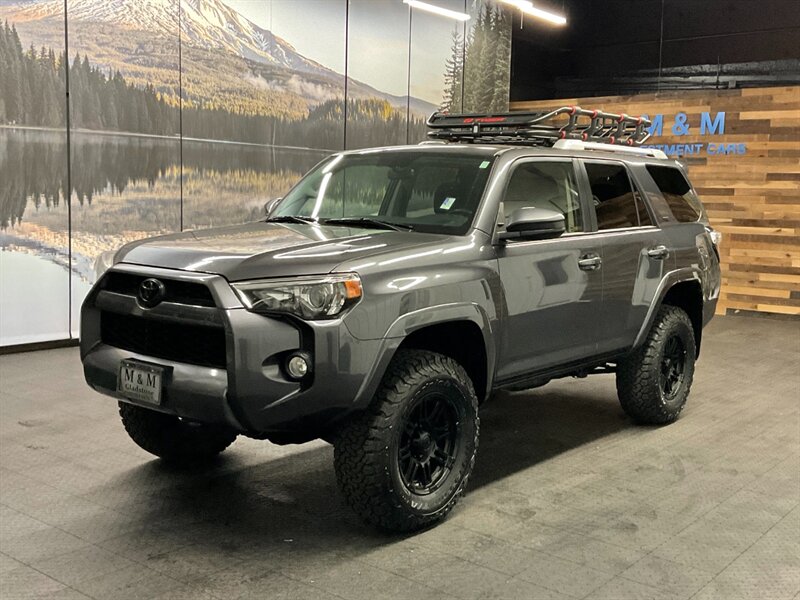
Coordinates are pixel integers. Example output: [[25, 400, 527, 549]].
[[117, 360, 163, 405]]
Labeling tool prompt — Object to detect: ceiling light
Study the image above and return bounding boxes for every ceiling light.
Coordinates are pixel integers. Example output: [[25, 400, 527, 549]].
[[500, 0, 567, 26], [403, 0, 471, 21]]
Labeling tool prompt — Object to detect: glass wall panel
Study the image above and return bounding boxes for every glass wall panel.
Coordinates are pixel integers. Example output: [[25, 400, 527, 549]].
[[65, 0, 182, 336], [509, 0, 799, 101], [181, 0, 345, 228], [462, 0, 512, 113], [661, 0, 800, 91], [345, 0, 410, 149], [181, 139, 327, 230], [0, 1, 70, 345], [408, 0, 467, 143]]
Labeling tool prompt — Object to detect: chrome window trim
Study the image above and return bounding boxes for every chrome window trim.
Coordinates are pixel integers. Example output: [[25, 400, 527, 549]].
[[500, 225, 660, 248]]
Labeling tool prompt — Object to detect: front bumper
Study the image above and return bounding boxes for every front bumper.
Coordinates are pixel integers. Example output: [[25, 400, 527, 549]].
[[81, 264, 387, 441]]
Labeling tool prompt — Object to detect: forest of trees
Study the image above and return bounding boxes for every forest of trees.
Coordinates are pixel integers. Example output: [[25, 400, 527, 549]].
[[0, 21, 64, 127], [441, 4, 511, 113], [0, 21, 178, 134], [0, 20, 427, 149]]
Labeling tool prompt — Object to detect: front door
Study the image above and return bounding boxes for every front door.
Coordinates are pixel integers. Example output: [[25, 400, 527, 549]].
[[495, 158, 604, 382]]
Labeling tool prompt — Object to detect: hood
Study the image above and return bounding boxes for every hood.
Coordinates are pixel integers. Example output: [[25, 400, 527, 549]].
[[115, 221, 450, 280]]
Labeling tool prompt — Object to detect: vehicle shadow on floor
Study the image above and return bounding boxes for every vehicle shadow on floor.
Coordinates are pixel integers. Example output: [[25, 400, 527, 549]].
[[102, 383, 630, 563], [469, 386, 628, 490]]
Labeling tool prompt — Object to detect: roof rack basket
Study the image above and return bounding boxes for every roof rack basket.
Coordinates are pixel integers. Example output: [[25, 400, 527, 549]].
[[426, 106, 652, 147]]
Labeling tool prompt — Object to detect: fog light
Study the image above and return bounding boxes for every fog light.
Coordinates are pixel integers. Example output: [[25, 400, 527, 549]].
[[286, 354, 310, 380]]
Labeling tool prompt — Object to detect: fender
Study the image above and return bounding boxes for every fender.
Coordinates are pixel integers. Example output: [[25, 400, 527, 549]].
[[632, 267, 704, 351], [351, 302, 497, 407]]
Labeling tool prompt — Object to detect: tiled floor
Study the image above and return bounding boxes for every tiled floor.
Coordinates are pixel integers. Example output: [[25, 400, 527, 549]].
[[1, 315, 798, 600]]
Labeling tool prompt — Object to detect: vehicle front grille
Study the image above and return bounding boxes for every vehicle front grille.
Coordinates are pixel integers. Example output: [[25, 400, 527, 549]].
[[100, 311, 227, 369], [101, 272, 216, 307]]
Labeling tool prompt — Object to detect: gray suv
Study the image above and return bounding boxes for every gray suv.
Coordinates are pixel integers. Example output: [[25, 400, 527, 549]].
[[81, 108, 721, 531]]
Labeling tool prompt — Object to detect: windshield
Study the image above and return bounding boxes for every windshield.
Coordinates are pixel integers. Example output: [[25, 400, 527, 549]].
[[272, 151, 495, 235]]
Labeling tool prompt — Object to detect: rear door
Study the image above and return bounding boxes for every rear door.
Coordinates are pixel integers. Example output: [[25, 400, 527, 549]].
[[580, 160, 672, 354], [495, 158, 604, 381]]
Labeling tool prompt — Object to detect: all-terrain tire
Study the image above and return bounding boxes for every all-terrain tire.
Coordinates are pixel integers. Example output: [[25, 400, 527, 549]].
[[616, 305, 696, 425], [119, 402, 238, 465], [334, 350, 479, 532]]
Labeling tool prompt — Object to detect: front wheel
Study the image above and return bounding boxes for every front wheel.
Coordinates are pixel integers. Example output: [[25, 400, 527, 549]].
[[334, 350, 479, 532], [119, 403, 238, 466], [616, 305, 696, 424]]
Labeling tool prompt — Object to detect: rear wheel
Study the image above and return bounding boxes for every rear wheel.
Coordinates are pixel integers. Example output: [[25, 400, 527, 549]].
[[334, 350, 479, 532], [616, 306, 696, 424], [119, 402, 238, 465]]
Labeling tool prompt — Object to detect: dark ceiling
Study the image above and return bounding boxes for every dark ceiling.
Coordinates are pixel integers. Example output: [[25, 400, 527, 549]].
[[510, 0, 800, 101]]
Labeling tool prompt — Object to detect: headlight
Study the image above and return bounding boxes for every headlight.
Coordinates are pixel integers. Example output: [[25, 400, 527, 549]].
[[93, 249, 118, 282], [231, 273, 363, 320]]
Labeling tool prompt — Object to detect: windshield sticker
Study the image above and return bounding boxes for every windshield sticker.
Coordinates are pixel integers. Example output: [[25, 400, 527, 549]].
[[479, 160, 490, 169], [440, 197, 456, 210]]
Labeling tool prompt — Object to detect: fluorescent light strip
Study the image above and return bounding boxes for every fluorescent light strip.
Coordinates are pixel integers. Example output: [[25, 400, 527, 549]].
[[403, 0, 471, 21], [500, 0, 566, 26]]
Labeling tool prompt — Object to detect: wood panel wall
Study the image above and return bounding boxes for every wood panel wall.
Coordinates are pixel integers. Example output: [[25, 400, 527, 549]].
[[511, 86, 800, 316]]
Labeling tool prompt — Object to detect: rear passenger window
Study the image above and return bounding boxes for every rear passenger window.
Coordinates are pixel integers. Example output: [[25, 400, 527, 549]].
[[646, 165, 703, 222], [585, 162, 652, 230]]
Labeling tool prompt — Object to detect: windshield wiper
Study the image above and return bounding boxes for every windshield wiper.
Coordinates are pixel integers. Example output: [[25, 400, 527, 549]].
[[266, 215, 319, 225], [322, 217, 414, 232]]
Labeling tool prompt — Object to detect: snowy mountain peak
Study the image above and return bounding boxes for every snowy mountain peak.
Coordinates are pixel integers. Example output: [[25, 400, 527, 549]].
[[7, 0, 326, 76], [1, 0, 438, 115]]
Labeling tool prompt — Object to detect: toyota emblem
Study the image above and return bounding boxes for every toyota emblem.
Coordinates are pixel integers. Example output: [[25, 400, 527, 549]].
[[137, 278, 166, 308]]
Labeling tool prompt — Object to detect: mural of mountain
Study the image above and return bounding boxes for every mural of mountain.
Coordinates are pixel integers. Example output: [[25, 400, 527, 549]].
[[0, 0, 438, 118], [0, 0, 511, 345], [11, 0, 331, 75]]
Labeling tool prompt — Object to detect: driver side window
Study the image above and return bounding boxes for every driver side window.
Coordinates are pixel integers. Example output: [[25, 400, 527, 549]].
[[503, 161, 583, 233]]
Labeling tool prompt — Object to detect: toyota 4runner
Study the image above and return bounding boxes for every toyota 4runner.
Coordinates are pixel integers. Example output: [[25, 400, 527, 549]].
[[81, 107, 721, 531]]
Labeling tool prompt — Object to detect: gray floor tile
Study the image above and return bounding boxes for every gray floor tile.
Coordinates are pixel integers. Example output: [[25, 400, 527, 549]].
[[71, 563, 184, 600], [584, 576, 685, 600], [1, 526, 93, 565], [0, 315, 798, 599], [0, 552, 25, 575], [513, 550, 615, 598], [480, 576, 573, 600], [1, 564, 69, 599], [30, 544, 136, 588], [405, 555, 516, 600], [38, 588, 94, 600], [620, 555, 715, 597]]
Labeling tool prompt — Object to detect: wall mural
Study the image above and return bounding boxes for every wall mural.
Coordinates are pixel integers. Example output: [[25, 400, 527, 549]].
[[0, 0, 511, 346]]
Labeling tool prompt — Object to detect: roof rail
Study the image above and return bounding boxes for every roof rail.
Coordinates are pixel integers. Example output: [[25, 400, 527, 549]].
[[553, 139, 668, 160], [427, 106, 652, 147]]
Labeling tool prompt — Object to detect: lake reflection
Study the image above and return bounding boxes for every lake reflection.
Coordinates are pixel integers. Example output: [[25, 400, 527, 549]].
[[0, 127, 328, 267]]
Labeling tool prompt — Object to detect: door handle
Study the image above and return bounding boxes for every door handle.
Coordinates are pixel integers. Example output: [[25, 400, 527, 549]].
[[578, 254, 602, 271], [647, 245, 669, 260]]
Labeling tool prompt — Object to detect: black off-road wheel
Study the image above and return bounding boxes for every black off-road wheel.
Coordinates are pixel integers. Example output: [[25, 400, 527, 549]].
[[334, 350, 479, 532], [119, 402, 238, 466], [616, 305, 696, 425]]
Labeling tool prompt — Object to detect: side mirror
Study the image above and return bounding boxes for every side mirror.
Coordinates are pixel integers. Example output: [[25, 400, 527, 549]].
[[498, 207, 566, 241], [264, 197, 282, 216]]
